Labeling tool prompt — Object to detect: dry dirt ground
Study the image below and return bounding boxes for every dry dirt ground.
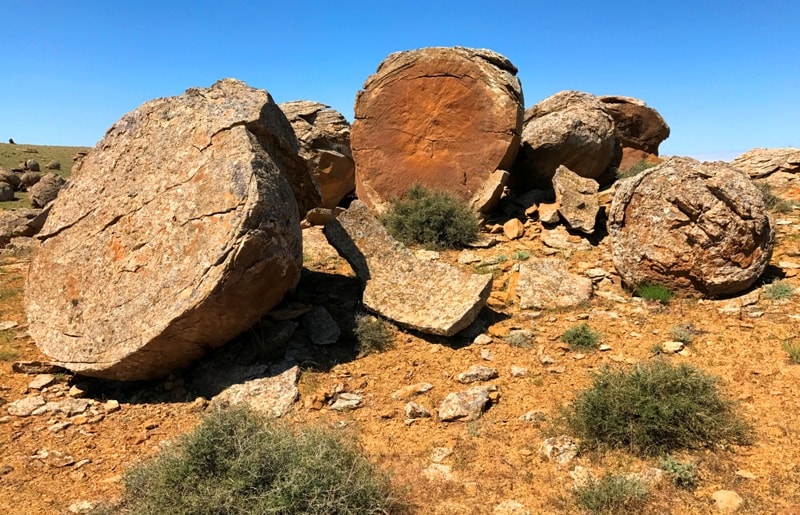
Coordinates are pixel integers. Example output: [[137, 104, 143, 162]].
[[1, 184, 799, 514]]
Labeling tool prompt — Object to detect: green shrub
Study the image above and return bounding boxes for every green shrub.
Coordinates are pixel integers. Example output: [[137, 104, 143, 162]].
[[615, 159, 656, 180], [560, 323, 601, 350], [562, 360, 750, 456], [763, 280, 794, 300], [670, 324, 698, 345], [782, 340, 800, 364], [660, 456, 698, 489], [511, 250, 531, 261], [117, 407, 401, 514], [504, 329, 533, 348], [381, 183, 479, 249], [635, 283, 673, 305], [573, 473, 648, 514], [757, 182, 794, 213], [354, 314, 394, 355]]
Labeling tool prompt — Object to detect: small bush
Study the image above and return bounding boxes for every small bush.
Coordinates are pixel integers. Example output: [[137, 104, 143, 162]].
[[562, 360, 750, 456], [573, 473, 648, 514], [504, 329, 533, 348], [560, 323, 601, 350], [757, 182, 794, 213], [511, 250, 531, 261], [670, 324, 698, 345], [660, 456, 698, 489], [354, 314, 394, 355], [763, 280, 794, 300], [381, 183, 479, 249], [117, 407, 401, 514], [635, 283, 673, 304], [782, 340, 800, 364], [616, 159, 656, 180]]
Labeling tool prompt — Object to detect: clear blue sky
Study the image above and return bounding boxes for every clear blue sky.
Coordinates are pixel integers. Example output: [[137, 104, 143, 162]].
[[3, 0, 798, 161]]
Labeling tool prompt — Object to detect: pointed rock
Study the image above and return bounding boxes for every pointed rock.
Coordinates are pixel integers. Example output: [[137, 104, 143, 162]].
[[553, 165, 599, 234], [323, 201, 492, 336]]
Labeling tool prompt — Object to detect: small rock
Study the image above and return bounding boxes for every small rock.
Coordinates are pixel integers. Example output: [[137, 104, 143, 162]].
[[735, 469, 757, 480], [520, 410, 547, 425], [422, 463, 454, 481], [303, 306, 341, 346], [598, 344, 612, 351], [68, 501, 97, 514], [503, 218, 525, 240], [404, 401, 431, 419], [457, 365, 499, 384], [0, 465, 13, 475], [48, 422, 71, 433], [661, 341, 685, 353], [493, 499, 529, 515], [34, 398, 92, 417], [189, 397, 208, 412], [7, 396, 46, 416], [391, 382, 434, 400], [28, 374, 56, 390], [68, 384, 87, 398], [438, 386, 492, 422], [12, 361, 68, 375], [480, 348, 492, 361], [0, 320, 18, 330], [538, 203, 560, 224], [415, 249, 440, 261], [539, 435, 578, 464], [473, 334, 493, 345], [103, 400, 120, 413], [330, 392, 362, 411], [430, 447, 453, 463], [510, 366, 530, 378], [712, 490, 743, 513], [539, 355, 555, 365], [458, 251, 482, 264], [584, 268, 607, 281], [570, 465, 593, 488]]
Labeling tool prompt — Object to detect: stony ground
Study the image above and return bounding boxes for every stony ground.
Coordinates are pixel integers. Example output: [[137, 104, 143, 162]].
[[1, 182, 799, 514]]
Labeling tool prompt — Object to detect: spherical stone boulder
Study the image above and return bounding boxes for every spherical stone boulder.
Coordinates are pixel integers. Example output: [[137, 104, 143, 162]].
[[46, 160, 61, 170], [351, 46, 523, 214], [279, 100, 355, 210], [599, 95, 670, 155], [25, 159, 40, 172], [19, 171, 42, 189], [26, 78, 319, 381], [608, 157, 774, 297], [0, 169, 21, 190], [0, 181, 14, 201], [510, 91, 619, 191], [29, 172, 66, 208]]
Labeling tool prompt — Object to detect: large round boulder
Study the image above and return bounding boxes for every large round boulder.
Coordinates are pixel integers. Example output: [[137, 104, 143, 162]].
[[279, 100, 355, 210], [26, 78, 319, 380], [608, 157, 774, 297], [29, 172, 66, 208], [510, 91, 618, 190], [351, 46, 523, 213], [599, 95, 670, 155]]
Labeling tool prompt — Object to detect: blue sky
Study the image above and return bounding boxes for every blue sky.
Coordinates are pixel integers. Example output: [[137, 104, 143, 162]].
[[3, 0, 798, 161]]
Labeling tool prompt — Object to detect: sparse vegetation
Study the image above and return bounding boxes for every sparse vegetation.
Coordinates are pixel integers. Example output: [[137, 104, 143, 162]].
[[117, 407, 401, 514], [635, 283, 673, 305], [504, 329, 533, 348], [560, 323, 601, 350], [573, 473, 649, 514], [562, 360, 750, 456], [354, 313, 394, 355], [660, 456, 698, 489], [763, 280, 794, 300], [782, 340, 800, 364], [381, 183, 479, 249], [670, 323, 698, 345], [511, 249, 531, 261], [615, 159, 656, 180], [757, 182, 795, 213]]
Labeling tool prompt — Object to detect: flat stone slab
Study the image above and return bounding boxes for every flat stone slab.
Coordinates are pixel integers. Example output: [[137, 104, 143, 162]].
[[323, 201, 492, 336], [517, 258, 593, 309], [209, 360, 300, 418]]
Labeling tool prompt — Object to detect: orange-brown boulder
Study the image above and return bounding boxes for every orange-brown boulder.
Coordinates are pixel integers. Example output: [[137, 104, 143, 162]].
[[26, 79, 319, 380], [351, 46, 523, 213], [599, 95, 670, 155]]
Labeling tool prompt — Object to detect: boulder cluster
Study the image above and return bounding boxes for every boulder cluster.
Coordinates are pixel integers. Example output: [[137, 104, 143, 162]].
[[12, 46, 788, 382]]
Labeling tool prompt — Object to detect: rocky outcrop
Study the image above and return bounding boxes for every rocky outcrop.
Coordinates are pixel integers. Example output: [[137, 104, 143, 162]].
[[608, 157, 774, 297], [729, 147, 800, 179], [29, 173, 66, 208], [0, 207, 49, 247], [279, 100, 355, 211], [599, 95, 670, 155], [552, 165, 599, 234], [323, 200, 492, 336], [26, 79, 317, 380], [351, 46, 523, 214], [517, 258, 593, 309]]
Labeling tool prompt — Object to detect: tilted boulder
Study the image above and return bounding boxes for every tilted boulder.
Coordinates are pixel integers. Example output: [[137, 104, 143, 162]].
[[29, 173, 66, 208], [323, 200, 492, 336], [279, 100, 355, 211], [552, 165, 599, 234], [351, 46, 523, 214], [608, 157, 774, 297], [26, 78, 319, 380], [599, 95, 670, 155], [729, 147, 800, 179], [510, 91, 619, 190]]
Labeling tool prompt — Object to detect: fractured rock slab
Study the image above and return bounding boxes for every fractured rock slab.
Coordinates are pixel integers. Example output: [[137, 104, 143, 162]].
[[323, 201, 492, 336], [517, 258, 593, 309], [553, 165, 599, 234], [26, 79, 319, 380], [438, 386, 492, 422], [209, 360, 300, 418]]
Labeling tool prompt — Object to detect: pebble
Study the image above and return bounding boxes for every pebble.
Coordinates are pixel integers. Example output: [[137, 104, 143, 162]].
[[6, 396, 45, 416], [48, 422, 71, 433], [422, 463, 454, 481], [391, 382, 434, 400], [68, 384, 87, 398], [28, 374, 56, 391], [539, 435, 578, 464], [510, 366, 530, 378], [712, 489, 743, 513], [480, 349, 492, 361], [662, 341, 685, 353], [103, 400, 121, 413], [735, 469, 757, 480], [473, 334, 493, 345], [457, 365, 499, 384], [493, 499, 529, 515], [404, 401, 431, 419], [330, 392, 362, 411]]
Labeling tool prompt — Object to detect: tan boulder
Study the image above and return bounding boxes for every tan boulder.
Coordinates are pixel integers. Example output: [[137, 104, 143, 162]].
[[279, 101, 355, 211], [608, 157, 774, 297], [351, 46, 523, 214], [26, 78, 317, 380], [599, 95, 670, 155], [29, 173, 66, 208], [510, 91, 619, 190]]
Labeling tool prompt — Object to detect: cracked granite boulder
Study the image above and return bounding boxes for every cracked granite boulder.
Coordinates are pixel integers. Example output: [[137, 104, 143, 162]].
[[351, 46, 523, 214], [25, 78, 320, 380], [608, 157, 774, 297]]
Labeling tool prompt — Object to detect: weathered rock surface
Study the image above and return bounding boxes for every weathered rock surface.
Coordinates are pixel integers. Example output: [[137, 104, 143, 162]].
[[7, 395, 45, 416], [0, 207, 49, 247], [438, 386, 492, 421], [302, 305, 341, 345], [279, 100, 355, 210], [26, 78, 319, 380], [457, 365, 499, 384], [608, 157, 774, 297], [0, 169, 21, 190], [729, 147, 800, 179], [351, 46, 523, 213], [599, 95, 670, 154], [323, 201, 492, 336], [552, 165, 599, 234], [29, 172, 66, 208], [209, 360, 300, 418], [517, 258, 593, 309], [0, 182, 14, 201], [510, 91, 618, 190]]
